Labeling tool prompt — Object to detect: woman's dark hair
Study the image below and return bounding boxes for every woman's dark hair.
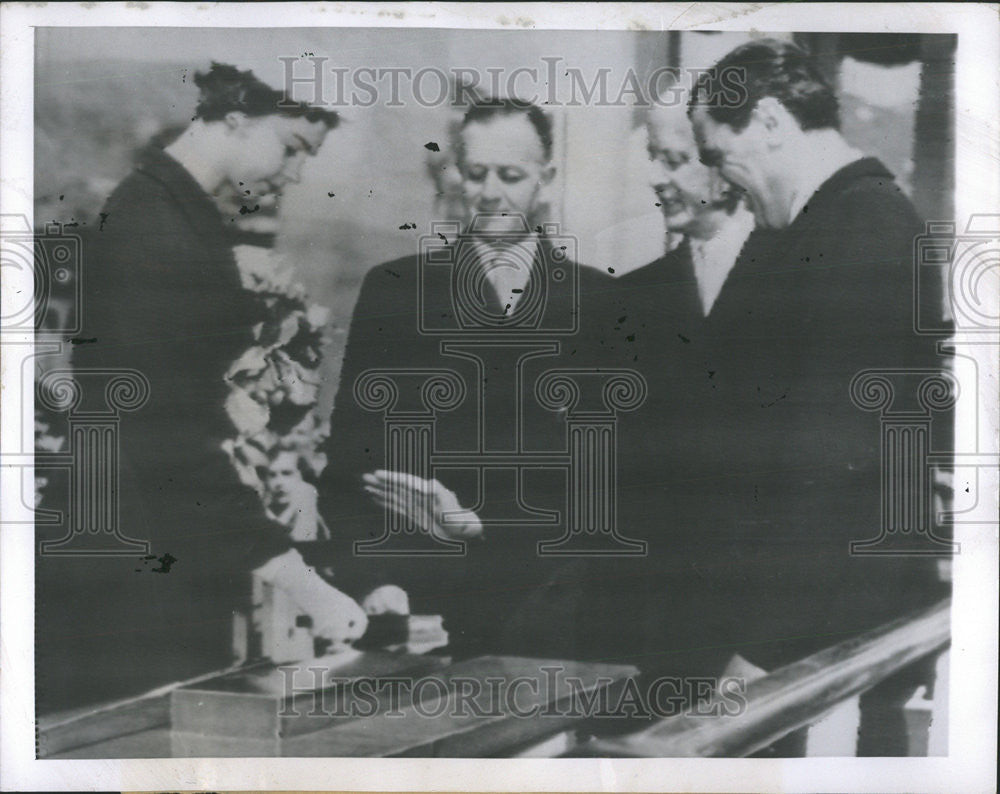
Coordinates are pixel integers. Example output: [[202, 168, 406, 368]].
[[457, 99, 554, 162], [689, 39, 839, 132], [193, 62, 339, 128]]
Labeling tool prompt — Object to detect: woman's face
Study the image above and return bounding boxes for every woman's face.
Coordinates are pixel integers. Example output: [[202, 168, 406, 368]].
[[220, 113, 329, 202]]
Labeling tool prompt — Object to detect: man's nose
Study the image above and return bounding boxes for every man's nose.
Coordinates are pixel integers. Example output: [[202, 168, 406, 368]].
[[672, 161, 703, 191], [480, 169, 503, 201], [709, 169, 738, 201], [648, 160, 672, 191], [282, 155, 305, 185]]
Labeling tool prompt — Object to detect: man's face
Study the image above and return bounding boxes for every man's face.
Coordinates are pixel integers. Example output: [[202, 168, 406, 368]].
[[647, 107, 730, 235], [224, 114, 329, 203], [459, 114, 553, 237], [264, 451, 301, 508], [690, 105, 779, 227]]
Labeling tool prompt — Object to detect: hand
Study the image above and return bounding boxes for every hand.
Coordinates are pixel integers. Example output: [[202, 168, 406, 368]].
[[362, 470, 483, 541], [311, 585, 369, 653], [362, 584, 410, 616], [721, 653, 768, 682], [253, 549, 368, 657]]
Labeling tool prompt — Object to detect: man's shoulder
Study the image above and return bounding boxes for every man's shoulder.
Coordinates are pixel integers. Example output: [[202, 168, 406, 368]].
[[575, 259, 615, 292], [349, 253, 432, 334], [607, 247, 698, 315], [617, 246, 690, 285], [819, 157, 921, 228], [358, 253, 422, 294]]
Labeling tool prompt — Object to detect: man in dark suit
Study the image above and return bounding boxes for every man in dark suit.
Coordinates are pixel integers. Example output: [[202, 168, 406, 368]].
[[604, 98, 768, 680], [36, 63, 342, 710], [682, 39, 949, 674], [316, 100, 648, 663], [607, 99, 757, 376]]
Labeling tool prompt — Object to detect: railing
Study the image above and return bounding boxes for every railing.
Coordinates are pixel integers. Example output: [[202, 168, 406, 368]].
[[39, 597, 951, 758], [578, 598, 950, 758]]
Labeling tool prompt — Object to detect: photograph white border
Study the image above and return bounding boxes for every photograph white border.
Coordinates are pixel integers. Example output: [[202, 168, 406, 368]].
[[2, 3, 997, 791]]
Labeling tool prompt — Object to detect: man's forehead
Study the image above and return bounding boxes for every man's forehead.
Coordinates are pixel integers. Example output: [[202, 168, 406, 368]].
[[688, 106, 718, 138], [275, 115, 328, 146], [461, 115, 545, 163], [647, 106, 697, 151]]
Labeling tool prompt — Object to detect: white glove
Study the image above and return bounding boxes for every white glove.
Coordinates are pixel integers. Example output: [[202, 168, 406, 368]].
[[362, 584, 410, 616], [254, 549, 369, 653]]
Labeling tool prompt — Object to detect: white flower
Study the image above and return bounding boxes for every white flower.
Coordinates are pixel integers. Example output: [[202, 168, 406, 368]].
[[226, 346, 269, 381], [225, 387, 270, 436], [274, 311, 303, 348], [305, 303, 331, 330]]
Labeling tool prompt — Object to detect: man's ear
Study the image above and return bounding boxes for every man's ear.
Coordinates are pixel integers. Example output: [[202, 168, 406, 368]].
[[535, 165, 556, 208], [754, 97, 795, 138], [533, 167, 556, 225]]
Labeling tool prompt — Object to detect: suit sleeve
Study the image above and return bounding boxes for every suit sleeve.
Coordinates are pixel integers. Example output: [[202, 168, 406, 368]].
[[314, 264, 408, 598]]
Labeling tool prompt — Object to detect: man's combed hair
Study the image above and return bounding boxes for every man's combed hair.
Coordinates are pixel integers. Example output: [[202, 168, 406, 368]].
[[457, 99, 554, 162], [689, 39, 840, 132], [193, 62, 340, 128]]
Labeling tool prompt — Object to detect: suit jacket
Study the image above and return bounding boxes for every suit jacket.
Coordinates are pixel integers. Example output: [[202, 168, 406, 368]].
[[660, 158, 950, 671], [37, 146, 288, 710], [314, 237, 658, 662], [605, 238, 705, 472]]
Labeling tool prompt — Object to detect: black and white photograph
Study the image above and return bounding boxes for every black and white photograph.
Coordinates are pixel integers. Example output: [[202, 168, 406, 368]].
[[1, 3, 997, 792]]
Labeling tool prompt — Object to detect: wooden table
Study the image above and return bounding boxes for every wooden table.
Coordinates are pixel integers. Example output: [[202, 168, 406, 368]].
[[41, 653, 638, 758]]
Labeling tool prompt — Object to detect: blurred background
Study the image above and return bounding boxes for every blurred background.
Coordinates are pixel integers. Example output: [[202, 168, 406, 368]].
[[36, 28, 956, 412]]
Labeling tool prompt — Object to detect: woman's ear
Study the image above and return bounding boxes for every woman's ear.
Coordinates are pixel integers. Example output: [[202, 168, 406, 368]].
[[223, 110, 249, 132]]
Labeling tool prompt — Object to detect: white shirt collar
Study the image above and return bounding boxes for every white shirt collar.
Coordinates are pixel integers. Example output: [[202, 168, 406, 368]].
[[689, 207, 756, 316], [468, 234, 541, 312]]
